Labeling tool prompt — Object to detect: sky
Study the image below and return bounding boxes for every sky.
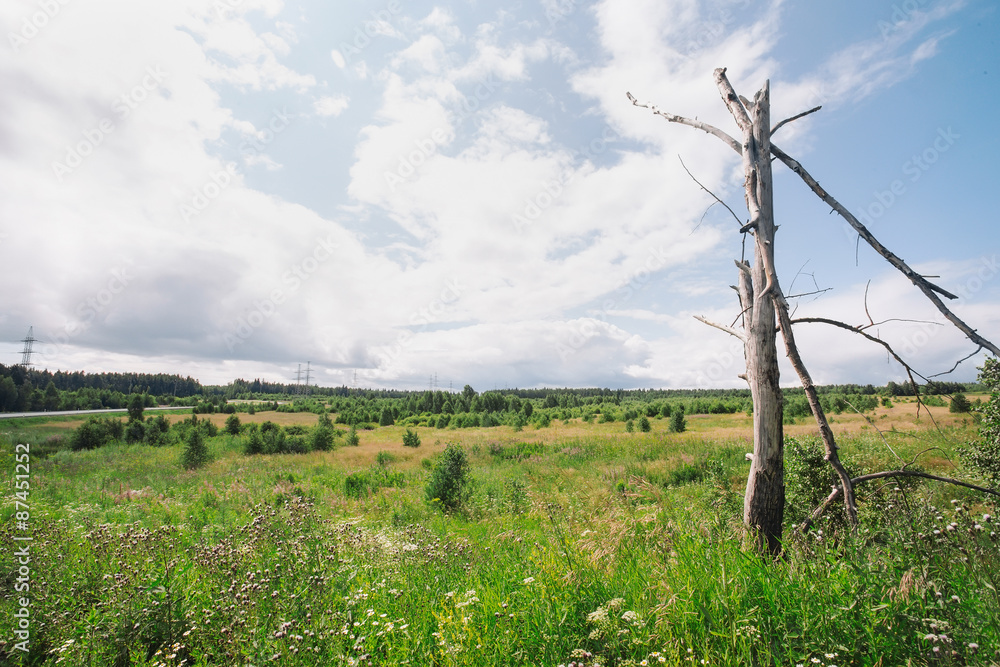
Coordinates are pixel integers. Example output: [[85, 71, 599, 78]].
[[1, 0, 997, 391]]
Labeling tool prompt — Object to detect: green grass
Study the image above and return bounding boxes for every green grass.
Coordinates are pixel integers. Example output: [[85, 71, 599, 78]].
[[1, 416, 997, 666]]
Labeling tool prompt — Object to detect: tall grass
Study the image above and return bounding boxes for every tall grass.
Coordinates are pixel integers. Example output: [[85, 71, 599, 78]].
[[1, 417, 996, 665]]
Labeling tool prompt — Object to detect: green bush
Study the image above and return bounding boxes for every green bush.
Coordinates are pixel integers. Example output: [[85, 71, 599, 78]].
[[950, 393, 971, 413], [181, 428, 210, 469], [70, 417, 124, 451], [346, 426, 360, 447], [402, 428, 421, 448], [310, 425, 335, 451], [638, 416, 651, 432], [125, 419, 146, 444], [244, 426, 263, 455], [425, 443, 471, 511], [960, 358, 1000, 488], [670, 410, 686, 433], [225, 413, 242, 435]]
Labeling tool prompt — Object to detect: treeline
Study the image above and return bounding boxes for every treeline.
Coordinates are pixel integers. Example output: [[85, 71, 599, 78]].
[[0, 363, 200, 413], [1, 362, 977, 416]]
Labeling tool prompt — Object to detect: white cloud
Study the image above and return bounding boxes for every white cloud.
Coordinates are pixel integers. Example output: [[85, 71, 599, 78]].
[[314, 94, 350, 117], [1, 0, 993, 391]]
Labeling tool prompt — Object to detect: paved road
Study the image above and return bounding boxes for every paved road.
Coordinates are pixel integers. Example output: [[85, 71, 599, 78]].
[[0, 406, 190, 420]]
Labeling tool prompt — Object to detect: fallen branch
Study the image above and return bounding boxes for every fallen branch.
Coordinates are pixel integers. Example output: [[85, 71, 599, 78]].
[[797, 470, 1000, 535]]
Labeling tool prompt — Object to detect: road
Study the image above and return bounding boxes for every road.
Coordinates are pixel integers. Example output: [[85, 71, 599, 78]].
[[0, 406, 190, 420]]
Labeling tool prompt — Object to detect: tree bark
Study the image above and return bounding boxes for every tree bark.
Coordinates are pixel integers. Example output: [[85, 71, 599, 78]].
[[721, 76, 785, 557]]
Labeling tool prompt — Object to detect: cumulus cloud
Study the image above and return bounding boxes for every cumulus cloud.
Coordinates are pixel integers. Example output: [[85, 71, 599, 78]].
[[1, 0, 992, 389]]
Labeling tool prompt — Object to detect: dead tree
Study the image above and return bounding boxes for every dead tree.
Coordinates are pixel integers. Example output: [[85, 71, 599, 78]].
[[630, 68, 1000, 557]]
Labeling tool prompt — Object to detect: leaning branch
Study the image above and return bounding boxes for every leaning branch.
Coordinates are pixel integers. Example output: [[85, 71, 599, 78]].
[[775, 302, 858, 526], [769, 143, 1000, 358]]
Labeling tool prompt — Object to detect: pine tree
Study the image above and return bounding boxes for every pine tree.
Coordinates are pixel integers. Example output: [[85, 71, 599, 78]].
[[182, 427, 210, 469]]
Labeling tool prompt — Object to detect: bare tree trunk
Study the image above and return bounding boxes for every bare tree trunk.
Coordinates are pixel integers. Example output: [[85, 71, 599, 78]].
[[629, 67, 1000, 558], [724, 78, 785, 557]]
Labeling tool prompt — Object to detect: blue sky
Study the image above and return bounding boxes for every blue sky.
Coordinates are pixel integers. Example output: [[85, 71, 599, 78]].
[[1, 0, 997, 390]]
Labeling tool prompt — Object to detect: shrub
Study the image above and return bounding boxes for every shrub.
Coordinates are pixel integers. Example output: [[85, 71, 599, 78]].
[[670, 410, 686, 433], [960, 358, 1000, 488], [783, 437, 892, 528], [950, 393, 971, 413], [262, 423, 286, 454], [225, 413, 242, 435], [310, 426, 335, 452], [285, 435, 310, 454], [425, 443, 471, 511], [244, 426, 263, 455], [127, 393, 145, 423], [144, 415, 172, 447], [625, 419, 634, 433], [181, 428, 210, 469], [71, 417, 124, 451], [375, 450, 395, 467], [379, 407, 395, 426], [638, 416, 651, 432], [125, 419, 146, 444], [402, 428, 421, 448], [346, 426, 360, 447]]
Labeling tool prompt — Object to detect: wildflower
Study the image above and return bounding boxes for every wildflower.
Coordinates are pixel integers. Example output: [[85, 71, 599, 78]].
[[523, 577, 536, 584]]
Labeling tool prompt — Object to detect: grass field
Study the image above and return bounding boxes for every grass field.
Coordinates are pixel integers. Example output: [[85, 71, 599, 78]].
[[1, 402, 996, 666]]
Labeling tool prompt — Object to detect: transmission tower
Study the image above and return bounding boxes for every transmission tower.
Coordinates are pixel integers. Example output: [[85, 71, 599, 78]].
[[19, 326, 36, 368], [304, 362, 312, 395], [294, 364, 303, 394]]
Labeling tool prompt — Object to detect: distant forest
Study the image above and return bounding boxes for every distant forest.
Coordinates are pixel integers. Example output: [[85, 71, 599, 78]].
[[0, 362, 976, 414]]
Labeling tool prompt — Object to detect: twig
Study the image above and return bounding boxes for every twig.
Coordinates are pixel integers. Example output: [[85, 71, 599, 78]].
[[770, 105, 822, 136], [928, 346, 984, 378], [863, 280, 874, 327], [677, 155, 745, 229], [791, 315, 946, 421], [786, 287, 833, 300]]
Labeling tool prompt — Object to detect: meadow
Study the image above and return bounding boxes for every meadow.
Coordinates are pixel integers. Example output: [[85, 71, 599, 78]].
[[1, 400, 997, 666]]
